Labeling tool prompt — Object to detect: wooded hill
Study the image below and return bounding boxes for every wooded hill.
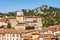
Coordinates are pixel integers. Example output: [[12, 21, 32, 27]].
[[0, 5, 60, 27]]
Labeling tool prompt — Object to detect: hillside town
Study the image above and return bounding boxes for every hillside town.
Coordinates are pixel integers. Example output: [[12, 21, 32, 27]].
[[0, 11, 60, 40], [0, 11, 42, 30], [0, 0, 60, 40]]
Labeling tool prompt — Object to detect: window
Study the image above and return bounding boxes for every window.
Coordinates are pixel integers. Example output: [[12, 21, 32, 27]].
[[17, 34, 19, 37], [11, 34, 15, 37], [33, 20, 37, 23], [7, 34, 9, 37], [13, 34, 15, 37]]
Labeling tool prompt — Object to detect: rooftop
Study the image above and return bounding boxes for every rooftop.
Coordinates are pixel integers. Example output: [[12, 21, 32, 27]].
[[0, 29, 36, 34]]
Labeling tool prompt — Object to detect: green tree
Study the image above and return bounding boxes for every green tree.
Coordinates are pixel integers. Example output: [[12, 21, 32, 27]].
[[8, 12, 16, 16], [7, 22, 12, 29], [25, 26, 35, 30], [22, 9, 36, 16], [31, 26, 35, 29]]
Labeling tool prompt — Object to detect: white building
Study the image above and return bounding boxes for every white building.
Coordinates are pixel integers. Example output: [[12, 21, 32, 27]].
[[25, 16, 42, 29], [0, 29, 21, 40]]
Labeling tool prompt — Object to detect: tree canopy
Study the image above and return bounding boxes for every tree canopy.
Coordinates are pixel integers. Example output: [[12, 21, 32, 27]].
[[7, 22, 12, 29], [25, 26, 35, 30]]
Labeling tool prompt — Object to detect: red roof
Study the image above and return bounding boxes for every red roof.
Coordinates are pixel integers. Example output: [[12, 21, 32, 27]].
[[0, 29, 36, 34], [39, 34, 56, 38]]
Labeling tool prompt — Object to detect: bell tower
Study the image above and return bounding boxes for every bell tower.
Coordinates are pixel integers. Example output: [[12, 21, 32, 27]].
[[16, 11, 24, 23], [16, 11, 25, 30]]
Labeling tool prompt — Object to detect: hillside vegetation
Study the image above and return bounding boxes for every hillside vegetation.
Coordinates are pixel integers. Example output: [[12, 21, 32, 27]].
[[0, 5, 60, 27]]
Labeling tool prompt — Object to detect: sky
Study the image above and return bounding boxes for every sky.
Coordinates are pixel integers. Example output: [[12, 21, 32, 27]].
[[0, 0, 60, 13]]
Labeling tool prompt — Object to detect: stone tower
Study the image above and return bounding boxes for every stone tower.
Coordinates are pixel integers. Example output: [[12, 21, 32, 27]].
[[16, 11, 25, 30], [16, 11, 24, 23]]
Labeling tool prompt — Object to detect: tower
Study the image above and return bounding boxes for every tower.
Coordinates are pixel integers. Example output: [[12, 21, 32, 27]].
[[16, 11, 25, 30], [16, 11, 24, 23]]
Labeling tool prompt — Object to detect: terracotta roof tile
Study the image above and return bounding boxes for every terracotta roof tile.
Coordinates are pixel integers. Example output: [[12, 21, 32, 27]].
[[32, 31, 39, 35], [39, 34, 56, 38], [8, 16, 16, 19], [19, 30, 36, 33], [0, 17, 6, 22], [22, 35, 32, 39], [0, 29, 21, 34], [0, 29, 36, 34]]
